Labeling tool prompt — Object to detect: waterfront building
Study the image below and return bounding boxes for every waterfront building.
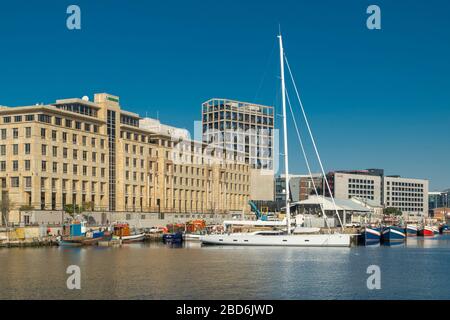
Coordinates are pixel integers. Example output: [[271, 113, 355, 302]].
[[383, 176, 428, 217], [326, 170, 383, 205], [275, 173, 324, 203], [432, 207, 450, 222], [0, 93, 250, 224], [326, 169, 429, 217], [429, 190, 449, 215], [202, 98, 275, 201]]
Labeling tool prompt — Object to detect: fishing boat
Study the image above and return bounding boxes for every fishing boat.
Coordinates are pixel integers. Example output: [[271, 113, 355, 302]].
[[439, 224, 450, 234], [58, 219, 88, 246], [405, 224, 418, 237], [201, 33, 351, 248], [112, 223, 145, 243], [418, 226, 435, 237], [359, 226, 381, 245], [163, 232, 183, 244], [57, 236, 84, 246], [82, 230, 112, 245], [381, 226, 406, 243]]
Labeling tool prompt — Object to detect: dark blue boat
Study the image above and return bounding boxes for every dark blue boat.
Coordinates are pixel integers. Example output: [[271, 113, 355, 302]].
[[405, 225, 418, 237], [162, 232, 183, 244], [381, 226, 406, 243], [439, 225, 450, 234], [359, 227, 381, 245]]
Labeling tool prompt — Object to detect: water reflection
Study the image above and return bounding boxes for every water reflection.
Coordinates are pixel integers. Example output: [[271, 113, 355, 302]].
[[0, 238, 449, 300]]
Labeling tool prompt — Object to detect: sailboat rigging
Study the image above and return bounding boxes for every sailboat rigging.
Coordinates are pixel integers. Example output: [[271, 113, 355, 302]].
[[200, 33, 351, 247]]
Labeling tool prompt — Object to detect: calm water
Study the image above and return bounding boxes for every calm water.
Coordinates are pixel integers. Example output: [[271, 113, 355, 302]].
[[1, 236, 450, 300]]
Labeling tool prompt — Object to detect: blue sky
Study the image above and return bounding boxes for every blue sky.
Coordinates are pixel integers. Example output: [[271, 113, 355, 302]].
[[0, 0, 449, 190]]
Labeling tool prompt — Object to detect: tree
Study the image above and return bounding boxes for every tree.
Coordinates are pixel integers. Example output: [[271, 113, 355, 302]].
[[64, 204, 85, 217], [383, 207, 402, 216], [0, 192, 13, 226], [83, 201, 94, 211]]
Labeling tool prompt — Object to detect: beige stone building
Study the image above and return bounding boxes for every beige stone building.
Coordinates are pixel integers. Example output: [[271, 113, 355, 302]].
[[0, 93, 250, 224]]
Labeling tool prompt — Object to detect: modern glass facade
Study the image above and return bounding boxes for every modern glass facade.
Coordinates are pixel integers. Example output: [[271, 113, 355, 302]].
[[202, 99, 274, 170]]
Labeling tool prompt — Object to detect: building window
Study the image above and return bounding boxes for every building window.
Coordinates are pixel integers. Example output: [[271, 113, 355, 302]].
[[0, 145, 5, 156], [3, 117, 11, 123], [25, 160, 30, 171], [0, 161, 6, 171], [38, 114, 51, 123], [25, 127, 31, 138], [13, 144, 18, 155], [25, 177, 32, 188], [41, 161, 47, 171], [12, 160, 18, 171], [11, 177, 19, 187], [13, 128, 18, 139]]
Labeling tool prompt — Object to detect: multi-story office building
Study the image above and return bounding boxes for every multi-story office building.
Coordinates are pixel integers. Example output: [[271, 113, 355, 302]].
[[299, 174, 324, 201], [202, 98, 275, 201], [429, 190, 450, 213], [275, 174, 301, 203], [275, 173, 324, 203], [0, 93, 250, 223], [383, 176, 428, 217], [326, 170, 383, 205], [202, 99, 274, 169], [327, 169, 428, 217]]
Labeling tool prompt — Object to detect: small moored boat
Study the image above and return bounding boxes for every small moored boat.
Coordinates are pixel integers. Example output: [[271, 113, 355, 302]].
[[359, 226, 381, 245], [163, 232, 183, 244], [418, 226, 435, 237], [405, 224, 418, 237], [439, 224, 450, 234], [381, 226, 405, 243], [112, 223, 145, 243]]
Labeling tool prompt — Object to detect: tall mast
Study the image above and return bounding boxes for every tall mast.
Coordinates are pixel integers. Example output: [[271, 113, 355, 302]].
[[278, 34, 291, 234]]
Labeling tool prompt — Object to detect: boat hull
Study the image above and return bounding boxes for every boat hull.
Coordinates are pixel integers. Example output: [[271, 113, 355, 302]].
[[359, 227, 381, 245], [183, 234, 202, 241], [163, 232, 183, 244], [200, 233, 351, 247], [118, 233, 145, 243], [418, 227, 435, 237], [439, 225, 450, 234], [381, 227, 405, 242], [405, 225, 418, 237]]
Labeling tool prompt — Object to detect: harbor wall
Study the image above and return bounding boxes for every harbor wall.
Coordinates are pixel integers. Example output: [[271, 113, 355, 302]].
[[5, 210, 248, 229]]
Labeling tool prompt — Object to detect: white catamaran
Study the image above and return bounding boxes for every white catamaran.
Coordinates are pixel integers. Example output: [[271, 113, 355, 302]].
[[200, 33, 351, 247]]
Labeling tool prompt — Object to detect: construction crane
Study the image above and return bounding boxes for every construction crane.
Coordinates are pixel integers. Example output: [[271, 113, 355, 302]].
[[248, 200, 267, 221]]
